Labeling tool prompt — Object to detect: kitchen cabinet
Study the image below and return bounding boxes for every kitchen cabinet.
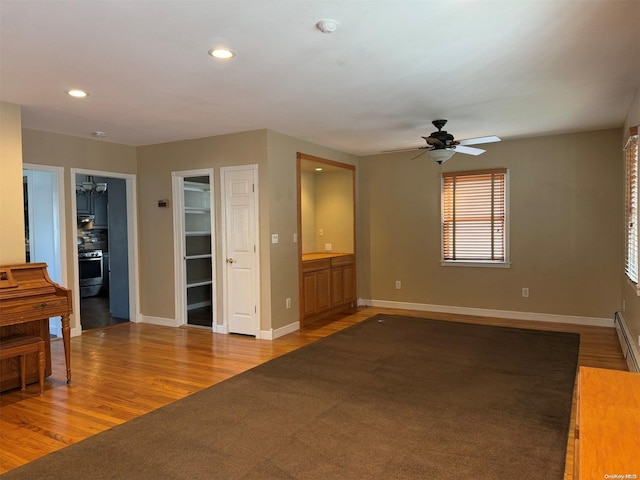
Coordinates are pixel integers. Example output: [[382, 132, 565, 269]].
[[76, 193, 91, 214], [76, 174, 108, 229], [92, 194, 108, 228], [302, 254, 355, 321]]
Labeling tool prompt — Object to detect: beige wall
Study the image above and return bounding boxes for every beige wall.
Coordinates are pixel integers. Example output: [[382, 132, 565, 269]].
[[301, 169, 354, 254], [314, 170, 354, 254], [359, 128, 623, 320], [21, 129, 137, 330], [622, 87, 640, 343], [0, 102, 24, 264], [136, 130, 269, 326]]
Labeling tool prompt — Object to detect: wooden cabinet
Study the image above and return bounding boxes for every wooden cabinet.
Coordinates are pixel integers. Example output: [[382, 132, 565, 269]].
[[574, 367, 640, 480], [303, 264, 331, 316], [302, 254, 355, 321], [330, 255, 355, 307]]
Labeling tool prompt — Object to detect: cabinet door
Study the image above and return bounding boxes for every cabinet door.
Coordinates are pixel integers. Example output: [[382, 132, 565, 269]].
[[92, 195, 109, 228], [342, 264, 355, 303], [331, 267, 344, 306], [76, 194, 91, 214], [303, 272, 318, 316], [316, 269, 331, 312]]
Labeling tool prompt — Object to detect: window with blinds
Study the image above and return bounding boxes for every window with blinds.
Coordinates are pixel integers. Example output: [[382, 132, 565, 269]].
[[442, 169, 508, 265], [625, 126, 639, 290]]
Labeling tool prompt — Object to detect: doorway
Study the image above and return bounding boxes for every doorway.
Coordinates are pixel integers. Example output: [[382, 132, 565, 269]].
[[72, 168, 138, 332], [172, 169, 216, 329], [22, 164, 67, 338]]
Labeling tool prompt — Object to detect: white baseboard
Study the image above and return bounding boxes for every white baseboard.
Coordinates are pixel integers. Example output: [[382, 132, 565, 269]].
[[614, 311, 640, 373], [360, 299, 613, 328], [260, 321, 300, 340], [139, 315, 178, 328], [214, 323, 228, 334]]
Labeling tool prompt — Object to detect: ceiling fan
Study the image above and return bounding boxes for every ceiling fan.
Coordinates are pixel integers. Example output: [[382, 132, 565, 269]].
[[412, 120, 501, 164]]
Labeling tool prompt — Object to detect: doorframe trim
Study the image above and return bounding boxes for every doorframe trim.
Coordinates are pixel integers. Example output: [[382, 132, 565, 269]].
[[220, 164, 260, 337], [171, 168, 216, 329], [70, 168, 140, 334], [23, 164, 67, 337], [22, 163, 67, 286]]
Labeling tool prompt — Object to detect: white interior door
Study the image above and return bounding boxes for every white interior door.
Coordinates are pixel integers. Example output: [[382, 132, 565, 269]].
[[221, 165, 259, 336]]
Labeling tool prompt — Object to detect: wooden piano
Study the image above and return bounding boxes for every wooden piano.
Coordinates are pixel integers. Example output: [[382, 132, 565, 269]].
[[0, 262, 72, 392]]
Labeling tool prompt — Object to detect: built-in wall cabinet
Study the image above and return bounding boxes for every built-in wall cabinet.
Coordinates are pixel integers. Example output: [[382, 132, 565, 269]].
[[297, 153, 356, 325], [184, 178, 214, 327], [173, 171, 215, 329]]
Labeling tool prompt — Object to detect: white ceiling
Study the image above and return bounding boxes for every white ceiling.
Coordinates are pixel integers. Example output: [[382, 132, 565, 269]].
[[1, 0, 639, 156]]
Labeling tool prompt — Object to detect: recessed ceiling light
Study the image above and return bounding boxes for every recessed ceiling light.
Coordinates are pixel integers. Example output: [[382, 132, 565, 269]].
[[67, 89, 88, 98], [208, 48, 236, 59], [315, 168, 323, 171]]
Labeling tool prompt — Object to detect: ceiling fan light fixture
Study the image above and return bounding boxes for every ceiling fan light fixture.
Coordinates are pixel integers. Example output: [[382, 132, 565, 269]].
[[427, 149, 456, 164]]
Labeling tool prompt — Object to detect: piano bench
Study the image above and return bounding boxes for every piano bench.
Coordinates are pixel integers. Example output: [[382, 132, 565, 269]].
[[0, 335, 45, 395]]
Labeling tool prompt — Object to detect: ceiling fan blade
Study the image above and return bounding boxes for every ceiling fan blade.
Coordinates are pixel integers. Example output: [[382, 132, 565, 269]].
[[410, 150, 428, 161], [458, 135, 501, 146], [421, 136, 443, 146], [381, 145, 431, 154], [455, 145, 486, 156]]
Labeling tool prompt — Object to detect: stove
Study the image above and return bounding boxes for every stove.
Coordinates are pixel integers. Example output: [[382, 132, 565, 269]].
[[79, 249, 103, 297]]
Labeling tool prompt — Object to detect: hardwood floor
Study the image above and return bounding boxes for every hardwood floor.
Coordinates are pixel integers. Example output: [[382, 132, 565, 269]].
[[79, 295, 129, 331], [0, 307, 627, 477]]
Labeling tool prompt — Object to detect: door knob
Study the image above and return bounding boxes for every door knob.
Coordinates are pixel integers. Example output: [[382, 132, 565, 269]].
[[226, 258, 235, 264]]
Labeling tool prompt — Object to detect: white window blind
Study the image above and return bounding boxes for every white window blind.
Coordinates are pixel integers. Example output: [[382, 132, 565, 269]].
[[442, 169, 507, 263], [625, 126, 639, 286]]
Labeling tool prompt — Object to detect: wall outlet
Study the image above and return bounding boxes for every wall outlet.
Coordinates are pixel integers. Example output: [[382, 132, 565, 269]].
[[271, 233, 279, 244], [286, 297, 291, 309], [325, 243, 332, 251], [522, 287, 529, 298], [395, 280, 401, 289], [319, 228, 324, 236]]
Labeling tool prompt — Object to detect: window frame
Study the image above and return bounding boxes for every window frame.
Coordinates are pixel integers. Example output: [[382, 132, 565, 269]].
[[624, 125, 639, 295], [440, 168, 510, 268]]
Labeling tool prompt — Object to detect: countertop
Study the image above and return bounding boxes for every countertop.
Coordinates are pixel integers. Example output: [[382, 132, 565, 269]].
[[302, 252, 353, 261]]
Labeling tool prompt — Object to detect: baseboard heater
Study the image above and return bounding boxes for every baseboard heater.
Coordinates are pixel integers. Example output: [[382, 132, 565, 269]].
[[614, 311, 640, 373]]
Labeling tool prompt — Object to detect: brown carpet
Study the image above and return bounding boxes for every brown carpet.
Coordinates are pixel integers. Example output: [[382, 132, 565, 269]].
[[1, 314, 580, 479]]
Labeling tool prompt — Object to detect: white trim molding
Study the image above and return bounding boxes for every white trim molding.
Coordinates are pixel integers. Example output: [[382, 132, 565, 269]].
[[139, 315, 179, 328], [360, 299, 613, 328], [260, 321, 300, 340], [615, 311, 640, 373]]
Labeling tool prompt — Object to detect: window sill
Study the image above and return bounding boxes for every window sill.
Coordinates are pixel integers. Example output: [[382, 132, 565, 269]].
[[441, 261, 511, 269]]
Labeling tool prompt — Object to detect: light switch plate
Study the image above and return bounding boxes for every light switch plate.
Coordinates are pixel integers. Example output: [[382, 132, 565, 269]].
[[271, 234, 279, 244]]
